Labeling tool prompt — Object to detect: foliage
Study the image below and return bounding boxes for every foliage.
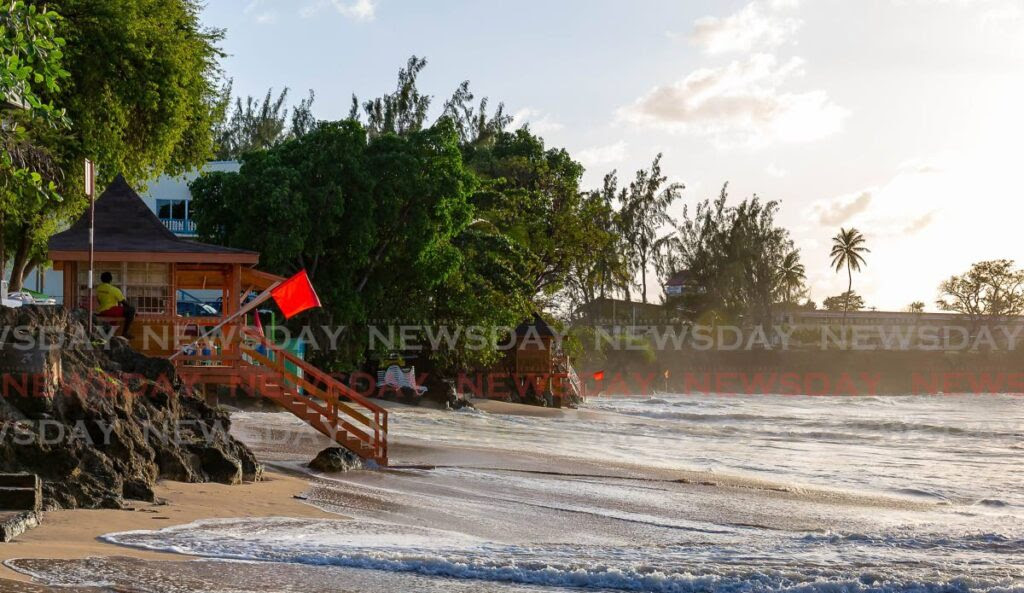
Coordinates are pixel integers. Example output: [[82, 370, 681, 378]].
[[1, 1, 69, 284], [669, 183, 795, 327], [564, 171, 630, 310], [6, 0, 224, 288], [823, 291, 865, 312], [907, 301, 925, 313], [936, 259, 1024, 318], [441, 80, 511, 148], [617, 154, 683, 303], [190, 118, 479, 368], [777, 250, 806, 304], [829, 227, 869, 323], [213, 87, 317, 159], [354, 55, 431, 138], [465, 127, 588, 304]]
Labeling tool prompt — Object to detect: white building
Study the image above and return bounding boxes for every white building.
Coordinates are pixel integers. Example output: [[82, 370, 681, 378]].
[[19, 161, 239, 301]]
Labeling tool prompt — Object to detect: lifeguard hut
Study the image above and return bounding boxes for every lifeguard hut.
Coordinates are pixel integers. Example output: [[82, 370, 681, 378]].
[[47, 176, 388, 464], [505, 313, 584, 407]]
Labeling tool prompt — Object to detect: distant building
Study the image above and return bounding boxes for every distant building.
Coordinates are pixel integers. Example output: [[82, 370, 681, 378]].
[[139, 160, 239, 237], [575, 297, 668, 324], [663, 270, 693, 297]]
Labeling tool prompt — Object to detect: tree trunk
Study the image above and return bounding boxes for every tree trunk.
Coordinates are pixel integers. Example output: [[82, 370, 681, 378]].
[[0, 211, 6, 285], [7, 223, 32, 292], [641, 261, 648, 304], [842, 265, 852, 332]]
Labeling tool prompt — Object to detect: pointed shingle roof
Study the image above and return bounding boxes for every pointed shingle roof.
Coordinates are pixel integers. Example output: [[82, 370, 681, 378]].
[[48, 174, 258, 263]]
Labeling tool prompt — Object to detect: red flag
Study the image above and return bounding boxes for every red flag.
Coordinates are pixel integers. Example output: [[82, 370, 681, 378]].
[[593, 370, 605, 381], [270, 270, 322, 319]]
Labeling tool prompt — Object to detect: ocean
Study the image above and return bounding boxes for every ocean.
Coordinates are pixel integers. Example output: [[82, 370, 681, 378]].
[[9, 393, 1023, 593]]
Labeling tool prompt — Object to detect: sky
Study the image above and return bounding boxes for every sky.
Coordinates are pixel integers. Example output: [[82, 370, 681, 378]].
[[202, 0, 1024, 311]]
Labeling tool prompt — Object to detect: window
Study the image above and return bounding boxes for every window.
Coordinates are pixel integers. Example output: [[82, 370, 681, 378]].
[[78, 262, 171, 315], [156, 199, 188, 221]]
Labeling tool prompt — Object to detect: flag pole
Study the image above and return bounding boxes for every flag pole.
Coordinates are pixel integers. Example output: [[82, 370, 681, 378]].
[[85, 160, 95, 334], [169, 282, 279, 360]]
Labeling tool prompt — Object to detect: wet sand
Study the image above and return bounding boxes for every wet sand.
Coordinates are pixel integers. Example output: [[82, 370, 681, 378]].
[[0, 471, 338, 584]]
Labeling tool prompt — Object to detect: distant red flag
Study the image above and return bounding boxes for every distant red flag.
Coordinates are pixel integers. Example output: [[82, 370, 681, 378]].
[[270, 269, 322, 319], [593, 370, 605, 381]]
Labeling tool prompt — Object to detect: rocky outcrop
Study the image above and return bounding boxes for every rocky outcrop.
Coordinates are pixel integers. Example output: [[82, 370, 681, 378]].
[[308, 447, 363, 473], [0, 306, 263, 510]]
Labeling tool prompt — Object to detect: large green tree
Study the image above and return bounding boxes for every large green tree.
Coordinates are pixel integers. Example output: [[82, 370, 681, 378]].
[[5, 0, 224, 289], [1, 1, 68, 281], [936, 259, 1024, 319], [190, 118, 478, 368]]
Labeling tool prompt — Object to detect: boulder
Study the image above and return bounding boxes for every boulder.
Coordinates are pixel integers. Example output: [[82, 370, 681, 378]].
[[0, 305, 264, 509], [308, 447, 363, 473]]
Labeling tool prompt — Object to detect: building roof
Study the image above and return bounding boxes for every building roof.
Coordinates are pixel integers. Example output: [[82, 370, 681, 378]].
[[48, 175, 258, 264], [665, 269, 691, 287]]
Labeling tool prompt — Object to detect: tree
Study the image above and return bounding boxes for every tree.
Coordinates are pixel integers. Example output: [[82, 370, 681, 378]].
[[829, 227, 869, 326], [907, 301, 925, 313], [465, 127, 587, 303], [441, 80, 511, 148], [190, 118, 476, 368], [671, 183, 796, 326], [777, 249, 806, 304], [936, 259, 1024, 320], [564, 172, 629, 311], [823, 291, 865, 312], [354, 55, 431, 138], [618, 154, 683, 303], [213, 87, 317, 159], [7, 0, 225, 289], [1, 1, 69, 281]]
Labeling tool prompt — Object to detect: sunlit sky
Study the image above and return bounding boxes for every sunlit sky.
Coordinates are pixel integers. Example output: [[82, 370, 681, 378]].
[[203, 0, 1024, 311]]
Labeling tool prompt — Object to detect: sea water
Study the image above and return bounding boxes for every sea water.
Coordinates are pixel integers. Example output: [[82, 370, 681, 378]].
[[12, 394, 1024, 593]]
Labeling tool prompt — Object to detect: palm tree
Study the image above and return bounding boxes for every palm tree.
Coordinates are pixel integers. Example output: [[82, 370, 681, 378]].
[[830, 228, 870, 326], [778, 250, 806, 304]]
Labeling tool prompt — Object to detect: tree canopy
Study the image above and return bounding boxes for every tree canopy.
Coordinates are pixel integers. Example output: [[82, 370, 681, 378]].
[[4, 0, 225, 289], [936, 259, 1024, 318]]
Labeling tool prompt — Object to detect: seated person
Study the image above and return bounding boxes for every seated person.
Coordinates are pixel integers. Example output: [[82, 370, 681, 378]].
[[96, 272, 135, 338]]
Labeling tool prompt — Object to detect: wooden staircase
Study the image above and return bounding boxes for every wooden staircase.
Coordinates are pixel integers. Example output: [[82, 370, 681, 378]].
[[176, 327, 388, 466]]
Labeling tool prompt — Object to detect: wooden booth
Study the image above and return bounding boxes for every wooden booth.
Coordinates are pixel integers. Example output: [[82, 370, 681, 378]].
[[46, 175, 389, 464]]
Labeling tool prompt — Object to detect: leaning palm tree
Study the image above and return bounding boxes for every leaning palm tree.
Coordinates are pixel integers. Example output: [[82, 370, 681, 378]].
[[778, 250, 806, 304], [830, 227, 870, 326]]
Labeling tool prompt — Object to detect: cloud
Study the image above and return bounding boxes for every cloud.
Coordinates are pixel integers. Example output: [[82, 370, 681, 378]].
[[617, 54, 848, 149], [577, 141, 628, 168], [302, 0, 376, 21], [510, 108, 564, 135], [902, 211, 937, 234], [690, 0, 802, 55], [809, 191, 873, 226], [244, 1, 278, 24], [765, 163, 788, 177]]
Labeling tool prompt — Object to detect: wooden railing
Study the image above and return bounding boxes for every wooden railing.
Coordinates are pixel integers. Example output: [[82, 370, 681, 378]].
[[170, 321, 388, 465], [237, 327, 388, 465]]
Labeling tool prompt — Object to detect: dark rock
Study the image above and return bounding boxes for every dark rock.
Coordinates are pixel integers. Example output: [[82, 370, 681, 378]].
[[195, 446, 242, 485], [0, 306, 264, 509], [308, 447, 362, 473]]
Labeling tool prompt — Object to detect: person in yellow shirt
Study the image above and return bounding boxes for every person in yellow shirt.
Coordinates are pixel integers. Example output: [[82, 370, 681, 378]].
[[96, 272, 135, 338]]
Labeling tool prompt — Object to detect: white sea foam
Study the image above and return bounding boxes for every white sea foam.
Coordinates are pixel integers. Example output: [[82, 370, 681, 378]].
[[102, 518, 1024, 593]]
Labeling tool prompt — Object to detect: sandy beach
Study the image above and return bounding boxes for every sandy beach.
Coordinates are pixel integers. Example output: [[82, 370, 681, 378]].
[[2, 394, 1021, 592]]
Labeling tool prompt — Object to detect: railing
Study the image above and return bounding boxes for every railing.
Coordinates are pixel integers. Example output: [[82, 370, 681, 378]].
[[160, 218, 197, 236], [237, 326, 388, 464]]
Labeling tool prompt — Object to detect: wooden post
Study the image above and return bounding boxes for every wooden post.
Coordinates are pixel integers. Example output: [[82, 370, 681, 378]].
[[84, 160, 95, 332]]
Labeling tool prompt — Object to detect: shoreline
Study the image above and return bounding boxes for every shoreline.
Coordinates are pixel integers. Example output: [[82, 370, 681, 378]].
[[0, 470, 337, 584]]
